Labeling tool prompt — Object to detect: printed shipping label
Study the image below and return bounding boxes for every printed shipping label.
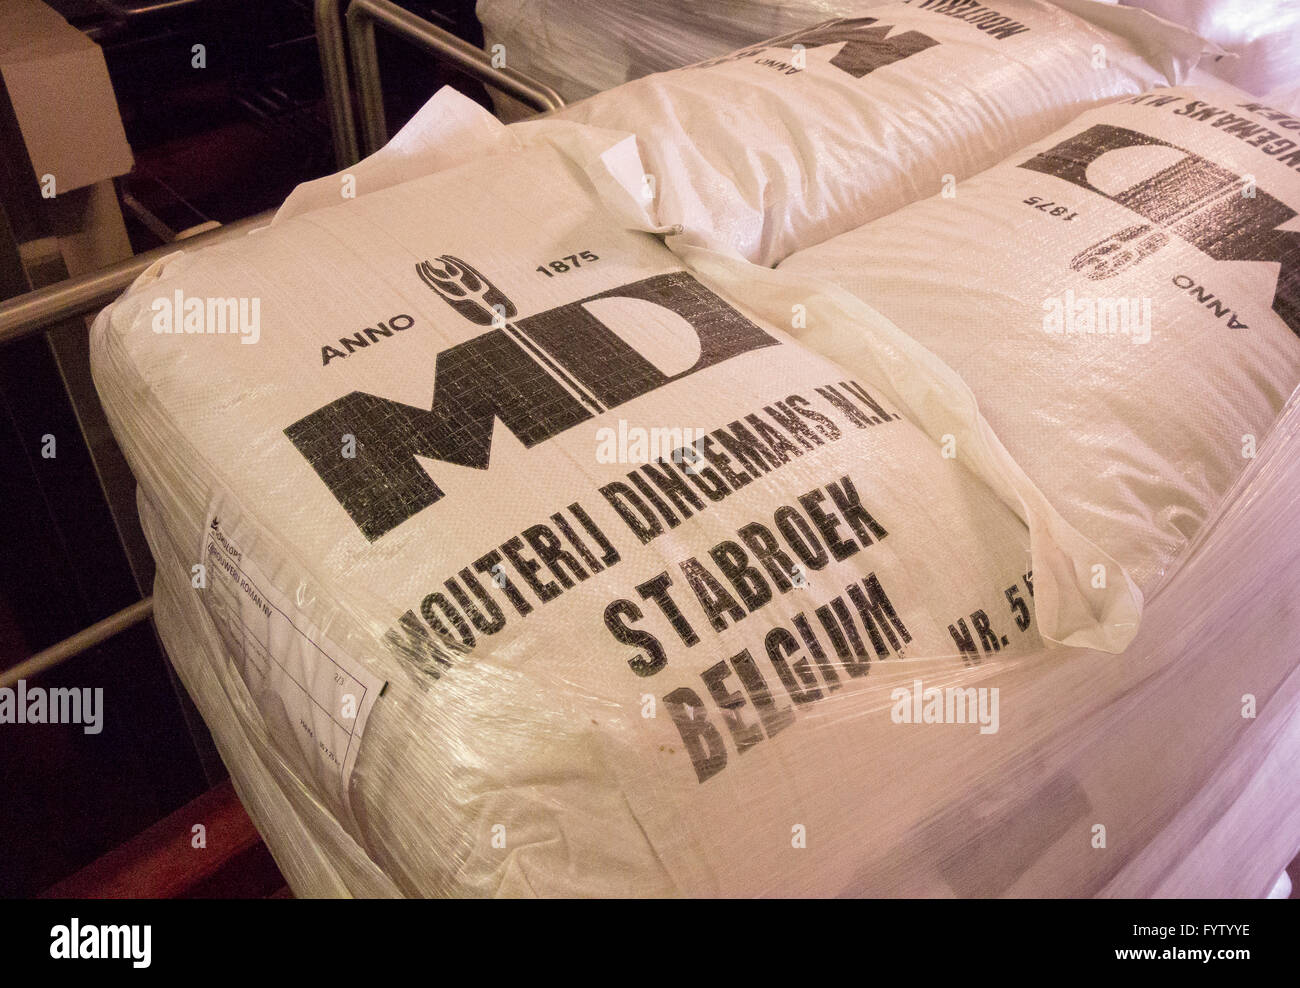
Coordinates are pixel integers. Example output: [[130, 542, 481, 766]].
[[201, 503, 385, 816]]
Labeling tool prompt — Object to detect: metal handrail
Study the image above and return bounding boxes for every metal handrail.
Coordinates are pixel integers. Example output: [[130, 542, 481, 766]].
[[0, 212, 273, 685], [314, 0, 361, 170], [345, 0, 564, 158], [0, 210, 273, 347], [91, 0, 202, 17], [0, 598, 155, 691], [0, 3, 561, 682]]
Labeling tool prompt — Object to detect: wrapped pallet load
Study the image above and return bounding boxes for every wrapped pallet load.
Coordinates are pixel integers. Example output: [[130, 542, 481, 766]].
[[476, 0, 890, 112], [524, 0, 1214, 265], [775, 84, 1300, 596], [655, 86, 1300, 896], [89, 89, 1138, 897]]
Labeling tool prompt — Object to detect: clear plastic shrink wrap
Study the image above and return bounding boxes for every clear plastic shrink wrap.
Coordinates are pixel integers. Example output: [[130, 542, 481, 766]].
[[740, 83, 1300, 893], [515, 0, 1213, 265], [777, 84, 1300, 596], [1120, 0, 1300, 97], [140, 390, 1300, 896], [476, 0, 1292, 109], [91, 86, 1144, 897], [476, 0, 888, 109], [88, 50, 1300, 895]]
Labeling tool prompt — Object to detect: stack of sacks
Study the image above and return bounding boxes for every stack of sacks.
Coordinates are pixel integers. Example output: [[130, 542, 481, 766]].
[[656, 84, 1300, 897], [523, 0, 1213, 265], [91, 90, 1133, 896], [770, 84, 1300, 597], [475, 0, 888, 112]]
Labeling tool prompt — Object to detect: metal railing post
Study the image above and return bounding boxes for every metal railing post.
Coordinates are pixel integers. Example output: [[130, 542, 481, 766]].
[[346, 0, 387, 159], [345, 0, 565, 156], [315, 0, 362, 168], [0, 3, 565, 683]]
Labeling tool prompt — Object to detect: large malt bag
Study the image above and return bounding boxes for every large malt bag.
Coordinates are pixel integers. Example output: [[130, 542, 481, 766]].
[[521, 0, 1211, 265], [89, 100, 1136, 896], [138, 382, 1300, 896], [776, 84, 1300, 594]]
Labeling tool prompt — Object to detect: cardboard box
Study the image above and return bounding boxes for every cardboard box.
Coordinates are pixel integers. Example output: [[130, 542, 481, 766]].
[[0, 0, 134, 197]]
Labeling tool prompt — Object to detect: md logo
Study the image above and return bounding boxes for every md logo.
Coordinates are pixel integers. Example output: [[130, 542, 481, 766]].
[[285, 262, 779, 541]]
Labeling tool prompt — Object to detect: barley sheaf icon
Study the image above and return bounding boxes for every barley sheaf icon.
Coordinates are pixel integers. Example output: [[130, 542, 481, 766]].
[[416, 255, 516, 326]]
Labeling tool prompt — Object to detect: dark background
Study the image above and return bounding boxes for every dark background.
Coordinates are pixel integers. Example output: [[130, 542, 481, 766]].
[[0, 0, 484, 898]]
